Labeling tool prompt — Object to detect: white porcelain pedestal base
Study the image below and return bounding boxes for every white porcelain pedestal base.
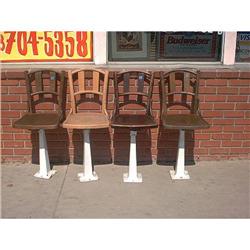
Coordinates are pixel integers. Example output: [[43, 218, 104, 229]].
[[78, 172, 98, 182], [34, 170, 57, 179], [169, 129, 190, 180], [78, 129, 98, 182], [123, 130, 142, 183], [169, 170, 190, 180], [123, 173, 142, 183], [34, 129, 56, 180]]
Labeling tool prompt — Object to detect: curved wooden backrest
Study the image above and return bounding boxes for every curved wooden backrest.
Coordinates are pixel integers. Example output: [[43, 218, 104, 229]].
[[68, 69, 109, 115], [25, 70, 66, 114], [160, 69, 200, 115], [114, 70, 154, 115]]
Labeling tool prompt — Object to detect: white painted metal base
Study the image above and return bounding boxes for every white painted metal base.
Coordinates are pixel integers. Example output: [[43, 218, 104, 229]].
[[123, 173, 142, 183], [78, 129, 99, 182], [34, 129, 56, 179], [169, 129, 190, 180], [123, 130, 142, 183], [78, 172, 98, 182]]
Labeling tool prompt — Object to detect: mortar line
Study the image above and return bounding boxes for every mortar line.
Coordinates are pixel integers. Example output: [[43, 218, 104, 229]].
[[52, 164, 68, 218]]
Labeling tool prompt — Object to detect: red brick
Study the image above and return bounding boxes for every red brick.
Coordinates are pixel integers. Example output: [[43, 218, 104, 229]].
[[200, 141, 221, 147], [213, 119, 234, 125], [233, 133, 250, 140], [243, 141, 250, 147], [229, 79, 250, 86], [1, 118, 12, 125], [200, 103, 213, 110], [239, 71, 250, 79], [9, 103, 27, 110], [211, 133, 232, 140], [1, 133, 14, 140], [1, 149, 13, 155], [227, 96, 248, 102], [204, 95, 226, 102], [202, 126, 223, 133], [239, 88, 250, 95], [222, 140, 242, 147], [217, 87, 238, 95], [235, 103, 250, 110], [194, 148, 209, 155], [230, 148, 249, 154], [1, 80, 19, 86], [1, 111, 21, 118], [206, 79, 227, 86], [199, 70, 216, 79], [14, 134, 31, 140], [203, 111, 223, 118], [199, 87, 216, 94], [1, 95, 20, 102], [14, 148, 32, 155], [4, 141, 24, 148], [214, 103, 234, 110], [209, 148, 229, 155], [224, 126, 245, 132], [194, 134, 210, 140], [224, 111, 244, 118], [0, 104, 9, 110], [1, 87, 8, 94], [235, 119, 250, 125], [8, 86, 27, 94], [216, 70, 239, 79]]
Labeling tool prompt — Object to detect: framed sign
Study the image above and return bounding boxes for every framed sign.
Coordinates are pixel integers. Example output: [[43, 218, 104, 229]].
[[108, 32, 150, 61], [0, 31, 93, 62], [158, 32, 221, 61], [235, 32, 250, 62]]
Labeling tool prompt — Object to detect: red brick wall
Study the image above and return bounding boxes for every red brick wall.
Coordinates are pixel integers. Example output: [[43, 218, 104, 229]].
[[1, 69, 250, 164]]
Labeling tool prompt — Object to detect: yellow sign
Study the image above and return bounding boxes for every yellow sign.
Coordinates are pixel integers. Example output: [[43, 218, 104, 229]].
[[0, 31, 93, 62]]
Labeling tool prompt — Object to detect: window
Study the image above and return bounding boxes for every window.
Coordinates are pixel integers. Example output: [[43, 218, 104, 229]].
[[108, 32, 223, 62], [235, 32, 250, 62]]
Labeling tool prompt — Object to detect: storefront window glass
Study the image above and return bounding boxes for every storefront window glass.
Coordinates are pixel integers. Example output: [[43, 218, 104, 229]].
[[108, 32, 222, 62]]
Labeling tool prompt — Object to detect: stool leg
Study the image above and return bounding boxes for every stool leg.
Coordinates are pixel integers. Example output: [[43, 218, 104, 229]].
[[78, 129, 98, 182], [34, 129, 56, 179], [123, 130, 142, 183], [170, 129, 190, 180]]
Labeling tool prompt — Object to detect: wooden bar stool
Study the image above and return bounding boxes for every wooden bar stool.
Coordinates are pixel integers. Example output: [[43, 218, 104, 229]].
[[63, 69, 109, 182], [160, 69, 210, 180], [111, 71, 157, 183], [13, 70, 66, 179]]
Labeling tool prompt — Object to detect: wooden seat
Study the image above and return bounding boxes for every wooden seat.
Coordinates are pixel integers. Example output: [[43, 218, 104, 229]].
[[62, 69, 109, 182], [12, 70, 66, 179], [162, 114, 209, 130], [63, 112, 109, 129], [111, 71, 157, 129], [161, 69, 209, 130], [13, 111, 62, 130], [62, 69, 109, 130], [160, 69, 210, 180], [111, 70, 157, 183], [13, 70, 66, 130], [112, 114, 157, 128]]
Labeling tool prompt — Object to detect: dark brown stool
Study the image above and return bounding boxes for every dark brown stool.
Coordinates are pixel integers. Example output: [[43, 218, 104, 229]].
[[111, 71, 157, 182], [160, 69, 210, 179], [13, 70, 66, 179], [63, 69, 109, 182]]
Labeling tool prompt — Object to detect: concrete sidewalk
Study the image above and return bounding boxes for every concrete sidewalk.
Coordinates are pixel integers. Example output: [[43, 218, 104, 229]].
[[1, 160, 249, 218]]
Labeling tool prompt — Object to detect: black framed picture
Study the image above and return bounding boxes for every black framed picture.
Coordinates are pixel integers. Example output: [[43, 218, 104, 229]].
[[108, 32, 150, 61]]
